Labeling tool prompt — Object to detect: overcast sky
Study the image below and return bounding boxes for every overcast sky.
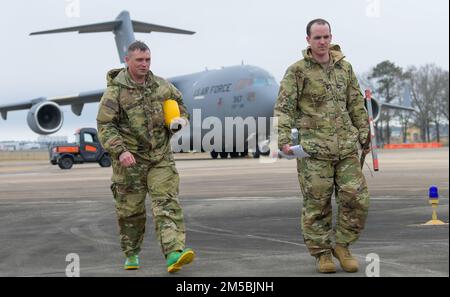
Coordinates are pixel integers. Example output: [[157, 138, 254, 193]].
[[0, 0, 448, 141]]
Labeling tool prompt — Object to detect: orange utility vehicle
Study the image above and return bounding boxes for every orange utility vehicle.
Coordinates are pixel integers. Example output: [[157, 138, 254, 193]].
[[49, 128, 111, 169]]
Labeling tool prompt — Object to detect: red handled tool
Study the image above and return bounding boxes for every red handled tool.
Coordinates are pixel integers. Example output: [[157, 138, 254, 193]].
[[363, 89, 379, 171]]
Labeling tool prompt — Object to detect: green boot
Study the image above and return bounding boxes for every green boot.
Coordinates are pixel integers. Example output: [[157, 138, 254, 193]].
[[167, 248, 195, 273], [124, 254, 140, 270]]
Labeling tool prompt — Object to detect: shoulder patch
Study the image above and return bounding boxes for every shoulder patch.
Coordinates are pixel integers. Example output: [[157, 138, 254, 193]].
[[103, 98, 119, 111]]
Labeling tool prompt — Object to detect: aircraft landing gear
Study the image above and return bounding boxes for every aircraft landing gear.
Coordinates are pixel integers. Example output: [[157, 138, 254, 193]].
[[210, 149, 251, 159], [252, 146, 270, 158], [230, 152, 240, 158], [240, 151, 248, 158]]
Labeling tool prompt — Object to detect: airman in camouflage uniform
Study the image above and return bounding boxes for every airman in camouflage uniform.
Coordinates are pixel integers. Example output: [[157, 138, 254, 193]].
[[96, 41, 194, 272], [274, 19, 370, 273]]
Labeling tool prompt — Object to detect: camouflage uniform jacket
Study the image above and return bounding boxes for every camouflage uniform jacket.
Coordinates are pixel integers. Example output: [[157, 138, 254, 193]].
[[96, 68, 189, 162], [274, 44, 369, 160]]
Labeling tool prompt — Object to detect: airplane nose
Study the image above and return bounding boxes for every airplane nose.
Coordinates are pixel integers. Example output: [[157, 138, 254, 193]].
[[254, 84, 278, 118], [251, 83, 278, 127], [246, 83, 278, 156]]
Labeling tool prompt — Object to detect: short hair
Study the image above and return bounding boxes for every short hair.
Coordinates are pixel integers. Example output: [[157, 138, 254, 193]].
[[127, 40, 150, 56], [306, 19, 331, 37]]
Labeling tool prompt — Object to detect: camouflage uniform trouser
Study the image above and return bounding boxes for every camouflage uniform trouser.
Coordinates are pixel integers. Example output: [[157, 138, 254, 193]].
[[297, 154, 370, 256], [110, 156, 185, 257]]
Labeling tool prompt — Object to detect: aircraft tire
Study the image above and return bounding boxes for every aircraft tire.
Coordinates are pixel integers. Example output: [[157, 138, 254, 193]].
[[252, 147, 261, 158], [230, 152, 240, 158], [239, 150, 248, 158]]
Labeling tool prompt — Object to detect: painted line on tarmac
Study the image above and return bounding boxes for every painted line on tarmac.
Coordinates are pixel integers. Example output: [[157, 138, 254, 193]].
[[188, 219, 449, 276], [0, 196, 433, 206], [0, 176, 110, 183], [189, 226, 448, 276], [185, 196, 429, 202], [70, 227, 120, 247], [351, 251, 448, 276], [246, 234, 306, 247], [0, 200, 106, 205]]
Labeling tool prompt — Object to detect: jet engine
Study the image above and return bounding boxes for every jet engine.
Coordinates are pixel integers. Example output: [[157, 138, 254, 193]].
[[365, 98, 381, 122], [27, 101, 64, 134]]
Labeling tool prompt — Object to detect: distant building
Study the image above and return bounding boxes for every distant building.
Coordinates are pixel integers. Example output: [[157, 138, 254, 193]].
[[37, 135, 68, 145], [380, 126, 428, 144], [0, 142, 19, 151], [0, 135, 68, 151], [404, 125, 448, 145], [406, 127, 421, 143], [37, 135, 69, 149], [0, 141, 41, 151]]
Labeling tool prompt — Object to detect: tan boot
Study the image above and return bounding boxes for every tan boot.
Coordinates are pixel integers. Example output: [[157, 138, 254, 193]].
[[316, 252, 336, 273], [333, 244, 359, 272]]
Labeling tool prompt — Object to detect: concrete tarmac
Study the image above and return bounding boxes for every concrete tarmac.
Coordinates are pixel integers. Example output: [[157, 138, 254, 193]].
[[0, 148, 448, 277]]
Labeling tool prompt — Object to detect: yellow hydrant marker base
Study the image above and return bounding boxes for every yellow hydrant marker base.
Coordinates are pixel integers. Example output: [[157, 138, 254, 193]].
[[422, 220, 448, 226]]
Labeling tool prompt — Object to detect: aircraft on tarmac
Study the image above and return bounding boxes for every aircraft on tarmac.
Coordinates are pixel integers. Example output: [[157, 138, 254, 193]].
[[0, 10, 414, 159]]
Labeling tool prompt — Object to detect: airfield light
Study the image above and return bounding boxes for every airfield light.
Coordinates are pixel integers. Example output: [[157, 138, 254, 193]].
[[423, 186, 446, 226], [429, 186, 439, 203]]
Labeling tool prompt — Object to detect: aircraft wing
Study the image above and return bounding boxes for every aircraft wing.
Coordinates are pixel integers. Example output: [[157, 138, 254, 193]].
[[29, 22, 120, 35], [380, 102, 416, 113], [0, 89, 105, 120], [131, 21, 195, 35]]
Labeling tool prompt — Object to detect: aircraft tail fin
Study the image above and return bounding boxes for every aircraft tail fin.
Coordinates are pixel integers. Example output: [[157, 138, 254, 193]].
[[402, 85, 413, 108], [30, 10, 195, 63]]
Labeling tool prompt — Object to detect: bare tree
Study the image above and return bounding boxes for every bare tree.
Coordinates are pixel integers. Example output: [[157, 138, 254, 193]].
[[407, 65, 445, 142], [440, 71, 449, 122], [369, 61, 404, 145], [433, 70, 449, 142]]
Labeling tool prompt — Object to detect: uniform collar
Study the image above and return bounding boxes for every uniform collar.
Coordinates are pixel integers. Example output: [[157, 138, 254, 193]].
[[302, 44, 345, 67], [122, 68, 159, 89]]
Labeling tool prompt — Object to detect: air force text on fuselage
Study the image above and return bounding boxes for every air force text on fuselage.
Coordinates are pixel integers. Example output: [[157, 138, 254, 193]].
[[193, 83, 233, 98]]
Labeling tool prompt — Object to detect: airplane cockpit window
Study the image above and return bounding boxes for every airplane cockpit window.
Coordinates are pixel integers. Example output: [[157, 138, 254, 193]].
[[267, 77, 277, 85], [252, 77, 277, 86], [236, 77, 277, 90], [253, 78, 267, 86]]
